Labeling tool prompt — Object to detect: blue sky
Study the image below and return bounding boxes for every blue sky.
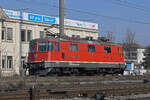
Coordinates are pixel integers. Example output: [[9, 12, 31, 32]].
[[0, 0, 150, 46]]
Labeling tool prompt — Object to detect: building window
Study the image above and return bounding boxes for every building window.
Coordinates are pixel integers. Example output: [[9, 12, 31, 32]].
[[55, 42, 60, 52], [70, 44, 78, 51], [21, 29, 32, 42], [21, 56, 26, 68], [7, 56, 13, 69], [21, 29, 26, 41], [104, 46, 111, 53], [1, 28, 5, 40], [40, 31, 44, 38], [27, 30, 32, 41], [88, 45, 95, 52], [7, 28, 13, 40], [2, 56, 6, 69], [132, 53, 137, 56]]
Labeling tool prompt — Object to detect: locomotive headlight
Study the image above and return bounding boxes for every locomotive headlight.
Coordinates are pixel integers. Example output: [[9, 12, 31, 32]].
[[41, 58, 45, 62], [34, 54, 37, 58]]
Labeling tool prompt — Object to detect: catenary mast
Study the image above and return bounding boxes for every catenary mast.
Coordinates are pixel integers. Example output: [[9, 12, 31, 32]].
[[59, 0, 64, 37]]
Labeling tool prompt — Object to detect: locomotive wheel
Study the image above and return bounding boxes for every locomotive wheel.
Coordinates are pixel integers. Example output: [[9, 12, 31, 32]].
[[70, 68, 79, 76], [29, 68, 35, 75]]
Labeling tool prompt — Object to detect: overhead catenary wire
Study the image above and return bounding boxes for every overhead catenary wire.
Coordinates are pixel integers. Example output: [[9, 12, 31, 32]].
[[115, 0, 150, 11], [105, 0, 150, 13], [15, 0, 58, 15], [64, 7, 150, 25], [13, 0, 150, 25]]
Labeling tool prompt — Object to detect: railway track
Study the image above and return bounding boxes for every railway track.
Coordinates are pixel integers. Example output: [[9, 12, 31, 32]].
[[0, 74, 150, 82], [0, 75, 150, 100], [0, 83, 150, 100], [0, 75, 149, 89]]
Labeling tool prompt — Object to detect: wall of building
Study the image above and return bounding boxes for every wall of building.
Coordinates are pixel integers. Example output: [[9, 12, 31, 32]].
[[137, 49, 145, 64]]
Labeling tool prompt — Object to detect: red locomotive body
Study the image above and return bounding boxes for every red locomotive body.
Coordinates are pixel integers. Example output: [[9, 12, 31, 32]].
[[27, 37, 125, 76]]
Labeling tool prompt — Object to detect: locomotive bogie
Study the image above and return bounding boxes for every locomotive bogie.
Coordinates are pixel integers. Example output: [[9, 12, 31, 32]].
[[27, 61, 125, 76]]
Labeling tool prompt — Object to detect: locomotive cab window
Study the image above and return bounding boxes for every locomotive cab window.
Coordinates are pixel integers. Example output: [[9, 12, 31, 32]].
[[38, 41, 47, 52], [70, 44, 78, 51], [88, 45, 95, 52], [104, 46, 111, 53], [55, 42, 60, 51], [29, 42, 35, 52]]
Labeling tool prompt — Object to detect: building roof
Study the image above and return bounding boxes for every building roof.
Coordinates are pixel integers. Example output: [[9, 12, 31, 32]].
[[123, 43, 145, 49], [31, 36, 121, 46], [0, 7, 8, 19], [3, 9, 98, 30]]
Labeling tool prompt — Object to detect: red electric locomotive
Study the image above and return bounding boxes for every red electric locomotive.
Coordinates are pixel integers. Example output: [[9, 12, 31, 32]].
[[27, 36, 125, 76]]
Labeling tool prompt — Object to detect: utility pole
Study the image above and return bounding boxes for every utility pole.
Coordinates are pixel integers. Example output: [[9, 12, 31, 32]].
[[59, 0, 64, 37], [19, 10, 24, 77], [18, 8, 28, 77]]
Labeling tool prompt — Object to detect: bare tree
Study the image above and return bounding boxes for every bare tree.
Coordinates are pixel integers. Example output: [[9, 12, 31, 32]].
[[123, 28, 136, 44], [0, 44, 2, 77], [105, 31, 115, 42], [122, 28, 139, 60], [0, 43, 8, 77]]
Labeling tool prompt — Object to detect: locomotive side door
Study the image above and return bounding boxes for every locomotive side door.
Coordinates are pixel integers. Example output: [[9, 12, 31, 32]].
[[54, 42, 61, 60], [47, 41, 53, 61], [48, 41, 61, 61], [61, 42, 67, 60], [88, 45, 96, 62]]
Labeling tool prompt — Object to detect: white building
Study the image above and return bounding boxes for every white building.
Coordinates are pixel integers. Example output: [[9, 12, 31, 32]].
[[124, 47, 146, 75], [0, 8, 99, 76], [137, 49, 145, 64]]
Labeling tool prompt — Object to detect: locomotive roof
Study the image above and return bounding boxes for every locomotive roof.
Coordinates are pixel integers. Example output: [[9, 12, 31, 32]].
[[31, 37, 122, 46]]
